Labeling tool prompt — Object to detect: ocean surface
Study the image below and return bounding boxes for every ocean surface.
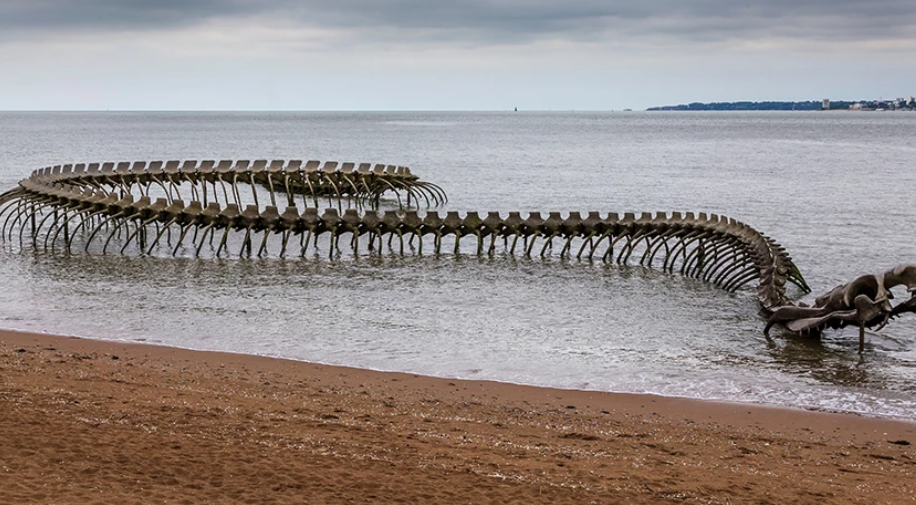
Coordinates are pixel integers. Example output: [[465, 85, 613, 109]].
[[1, 111, 915, 419]]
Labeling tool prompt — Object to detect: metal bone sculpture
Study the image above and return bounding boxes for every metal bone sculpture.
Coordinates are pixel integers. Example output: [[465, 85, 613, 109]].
[[764, 265, 916, 352], [1, 159, 912, 350]]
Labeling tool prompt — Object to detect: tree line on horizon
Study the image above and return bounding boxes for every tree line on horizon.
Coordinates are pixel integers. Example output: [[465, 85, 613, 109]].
[[646, 99, 914, 111]]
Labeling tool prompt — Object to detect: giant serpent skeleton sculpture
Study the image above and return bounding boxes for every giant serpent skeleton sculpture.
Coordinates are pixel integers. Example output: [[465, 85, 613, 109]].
[[1, 159, 914, 352]]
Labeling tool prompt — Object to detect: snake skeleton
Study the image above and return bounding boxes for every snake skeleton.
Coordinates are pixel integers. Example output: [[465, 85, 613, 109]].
[[2, 159, 914, 351]]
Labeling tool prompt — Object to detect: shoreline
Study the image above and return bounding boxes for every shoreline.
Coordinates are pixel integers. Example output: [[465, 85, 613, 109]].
[[0, 322, 916, 424], [3, 328, 915, 503], [7, 327, 913, 426], [6, 326, 908, 423]]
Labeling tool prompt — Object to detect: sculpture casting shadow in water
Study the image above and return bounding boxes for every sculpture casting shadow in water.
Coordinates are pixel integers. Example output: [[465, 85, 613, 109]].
[[1, 159, 913, 352]]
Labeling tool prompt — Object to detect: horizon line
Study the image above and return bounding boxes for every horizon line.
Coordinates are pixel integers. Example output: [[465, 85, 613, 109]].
[[0, 108, 843, 113]]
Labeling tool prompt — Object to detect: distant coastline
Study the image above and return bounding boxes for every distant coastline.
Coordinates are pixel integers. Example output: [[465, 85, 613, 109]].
[[647, 97, 915, 111]]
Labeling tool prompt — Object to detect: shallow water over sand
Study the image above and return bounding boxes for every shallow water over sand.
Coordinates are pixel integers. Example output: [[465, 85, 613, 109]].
[[1, 111, 915, 418]]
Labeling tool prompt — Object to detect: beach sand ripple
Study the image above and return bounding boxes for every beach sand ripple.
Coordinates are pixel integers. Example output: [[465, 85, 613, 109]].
[[1, 330, 914, 504]]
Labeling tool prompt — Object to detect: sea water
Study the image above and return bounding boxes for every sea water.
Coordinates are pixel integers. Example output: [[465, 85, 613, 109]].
[[1, 111, 914, 418]]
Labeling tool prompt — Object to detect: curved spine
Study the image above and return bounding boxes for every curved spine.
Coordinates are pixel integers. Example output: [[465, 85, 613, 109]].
[[2, 160, 808, 318]]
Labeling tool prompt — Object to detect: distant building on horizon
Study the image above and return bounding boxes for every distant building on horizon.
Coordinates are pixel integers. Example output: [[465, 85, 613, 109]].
[[647, 96, 915, 112]]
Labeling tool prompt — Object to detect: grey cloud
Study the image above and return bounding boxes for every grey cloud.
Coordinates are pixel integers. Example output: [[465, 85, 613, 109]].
[[0, 0, 260, 31], [2, 0, 915, 45]]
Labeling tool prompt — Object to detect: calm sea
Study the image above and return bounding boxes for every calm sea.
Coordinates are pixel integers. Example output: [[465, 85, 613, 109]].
[[1, 111, 915, 418]]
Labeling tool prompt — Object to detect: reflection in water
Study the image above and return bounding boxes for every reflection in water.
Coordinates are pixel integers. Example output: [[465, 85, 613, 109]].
[[2, 244, 914, 418], [766, 334, 881, 387]]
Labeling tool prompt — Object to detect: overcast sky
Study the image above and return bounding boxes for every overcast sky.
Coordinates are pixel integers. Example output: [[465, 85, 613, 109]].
[[1, 0, 914, 110]]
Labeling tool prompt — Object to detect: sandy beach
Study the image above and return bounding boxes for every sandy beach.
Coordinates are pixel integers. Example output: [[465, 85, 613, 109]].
[[1, 329, 914, 504]]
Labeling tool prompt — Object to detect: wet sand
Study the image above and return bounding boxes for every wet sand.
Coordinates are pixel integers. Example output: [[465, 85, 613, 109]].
[[1, 329, 914, 504]]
